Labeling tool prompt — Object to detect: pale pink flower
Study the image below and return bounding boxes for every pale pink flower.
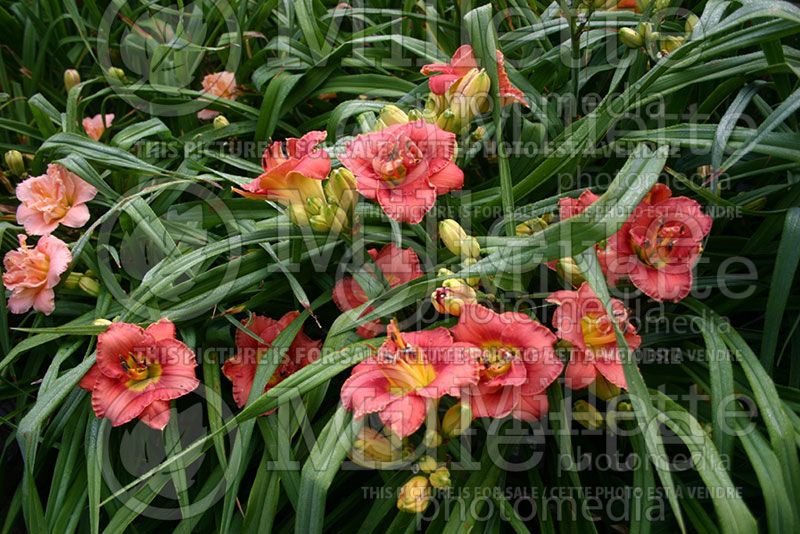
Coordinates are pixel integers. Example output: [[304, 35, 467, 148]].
[[82, 113, 115, 141], [16, 164, 97, 235], [197, 71, 238, 120], [2, 234, 72, 315]]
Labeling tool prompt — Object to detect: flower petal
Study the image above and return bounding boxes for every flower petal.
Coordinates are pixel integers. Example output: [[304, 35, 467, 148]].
[[379, 395, 427, 437]]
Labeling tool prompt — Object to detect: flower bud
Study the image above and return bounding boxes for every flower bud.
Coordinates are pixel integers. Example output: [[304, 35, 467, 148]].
[[407, 109, 424, 121], [92, 318, 113, 327], [429, 467, 451, 489], [435, 108, 456, 132], [63, 69, 81, 92], [592, 375, 622, 401], [423, 428, 442, 448], [4, 150, 25, 176], [619, 27, 644, 49], [516, 214, 553, 236], [379, 105, 408, 126], [213, 115, 230, 129], [397, 476, 431, 513], [63, 272, 83, 289], [685, 13, 700, 34], [441, 403, 471, 437], [555, 257, 586, 286], [371, 118, 387, 131], [107, 67, 126, 82], [417, 456, 438, 474], [659, 35, 684, 55], [439, 219, 480, 259], [288, 203, 310, 227], [351, 427, 405, 468], [461, 257, 480, 288], [306, 196, 325, 217], [78, 276, 101, 297], [431, 278, 477, 316], [573, 400, 604, 430], [471, 126, 486, 141], [326, 168, 358, 212]]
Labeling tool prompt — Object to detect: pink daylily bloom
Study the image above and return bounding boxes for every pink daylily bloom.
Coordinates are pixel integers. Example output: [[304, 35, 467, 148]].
[[333, 244, 424, 338], [546, 189, 601, 273], [339, 120, 463, 223], [235, 131, 331, 206], [222, 311, 321, 409], [451, 305, 562, 422], [79, 320, 199, 430], [2, 234, 71, 315], [340, 322, 479, 437], [601, 184, 713, 302], [197, 71, 238, 120], [547, 283, 641, 390], [16, 163, 98, 235], [421, 44, 528, 107], [82, 113, 115, 141]]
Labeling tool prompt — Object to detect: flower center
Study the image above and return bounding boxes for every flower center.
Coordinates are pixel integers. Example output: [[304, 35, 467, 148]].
[[121, 351, 162, 389], [371, 135, 423, 184], [380, 324, 436, 394], [478, 342, 518, 379], [632, 220, 692, 268], [580, 313, 618, 350]]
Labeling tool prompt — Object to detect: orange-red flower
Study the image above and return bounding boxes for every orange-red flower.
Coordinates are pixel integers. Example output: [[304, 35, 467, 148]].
[[339, 120, 463, 223], [235, 131, 331, 207], [547, 283, 640, 390], [79, 320, 199, 430], [3, 234, 71, 315], [82, 113, 114, 141], [451, 305, 562, 421], [16, 163, 97, 235], [340, 322, 479, 437], [222, 312, 321, 409], [197, 71, 238, 120], [421, 44, 528, 107], [601, 184, 712, 302], [332, 244, 424, 338]]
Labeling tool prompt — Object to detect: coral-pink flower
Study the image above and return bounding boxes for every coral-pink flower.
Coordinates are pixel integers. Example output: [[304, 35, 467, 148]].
[[340, 322, 479, 437], [339, 120, 463, 223], [601, 184, 713, 302], [222, 311, 321, 410], [16, 163, 97, 235], [82, 113, 115, 141], [332, 244, 424, 338], [421, 44, 528, 106], [79, 319, 199, 430], [451, 305, 562, 421], [235, 131, 331, 205], [547, 283, 640, 390], [3, 234, 71, 315], [197, 71, 238, 120], [547, 189, 601, 273]]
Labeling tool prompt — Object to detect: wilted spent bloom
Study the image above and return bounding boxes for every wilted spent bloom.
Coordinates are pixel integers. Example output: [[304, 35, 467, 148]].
[[439, 219, 480, 259], [63, 69, 81, 92], [397, 476, 431, 513], [4, 150, 25, 176], [82, 114, 114, 141], [431, 278, 477, 316], [350, 427, 407, 468], [573, 400, 604, 430]]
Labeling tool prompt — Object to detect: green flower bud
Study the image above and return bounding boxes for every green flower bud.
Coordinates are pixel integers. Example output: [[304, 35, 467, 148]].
[[379, 105, 409, 126], [619, 27, 644, 49], [213, 115, 230, 129], [397, 476, 431, 514], [439, 219, 480, 259], [107, 67, 126, 82], [4, 150, 25, 176], [573, 400, 604, 430], [78, 276, 101, 297], [429, 467, 451, 489], [441, 403, 472, 437], [64, 69, 81, 92], [417, 456, 438, 474]]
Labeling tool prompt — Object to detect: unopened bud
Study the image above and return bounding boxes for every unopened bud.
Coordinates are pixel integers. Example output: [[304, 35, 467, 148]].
[[573, 400, 604, 430], [92, 318, 113, 327], [685, 13, 700, 34], [441, 403, 471, 437], [327, 168, 357, 211], [619, 27, 644, 49], [461, 257, 480, 288], [78, 276, 101, 297], [4, 150, 25, 176], [423, 428, 442, 448], [351, 427, 405, 468], [107, 67, 126, 82], [397, 476, 431, 513], [63, 272, 83, 289], [379, 105, 408, 126], [471, 126, 486, 141], [306, 196, 325, 217], [213, 115, 230, 129], [592, 375, 622, 401], [660, 35, 684, 54], [429, 467, 451, 489], [64, 69, 81, 92], [439, 219, 480, 259], [288, 203, 309, 227], [407, 109, 424, 121], [417, 456, 438, 473], [555, 257, 586, 286], [516, 214, 553, 236]]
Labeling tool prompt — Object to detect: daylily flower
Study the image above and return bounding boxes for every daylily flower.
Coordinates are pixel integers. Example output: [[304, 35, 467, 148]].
[[339, 120, 463, 224], [79, 320, 199, 430], [451, 305, 562, 421], [222, 311, 321, 409], [197, 71, 238, 120], [421, 45, 528, 107], [3, 234, 71, 315], [333, 244, 424, 338], [234, 131, 331, 211], [82, 113, 115, 141], [546, 283, 641, 390], [601, 183, 712, 302], [16, 163, 98, 235], [431, 278, 478, 316], [340, 322, 480, 437]]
